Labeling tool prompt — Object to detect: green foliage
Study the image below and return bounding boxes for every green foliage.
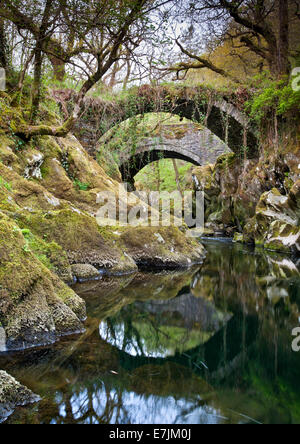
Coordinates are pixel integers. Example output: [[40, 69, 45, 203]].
[[12, 135, 26, 152], [0, 176, 12, 191], [6, 70, 34, 99], [73, 178, 90, 191], [247, 76, 300, 123]]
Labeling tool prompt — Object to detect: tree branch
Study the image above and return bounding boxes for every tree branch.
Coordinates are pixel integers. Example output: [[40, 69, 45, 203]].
[[164, 39, 241, 83]]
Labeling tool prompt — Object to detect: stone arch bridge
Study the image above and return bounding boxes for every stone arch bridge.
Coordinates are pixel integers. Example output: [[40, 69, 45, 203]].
[[73, 85, 259, 182]]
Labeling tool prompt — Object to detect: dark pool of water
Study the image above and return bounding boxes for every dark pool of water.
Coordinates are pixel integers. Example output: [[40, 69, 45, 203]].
[[1, 240, 300, 424]]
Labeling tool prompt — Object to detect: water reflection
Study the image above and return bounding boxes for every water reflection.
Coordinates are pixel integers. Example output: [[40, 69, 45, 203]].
[[1, 240, 300, 424], [99, 288, 231, 358]]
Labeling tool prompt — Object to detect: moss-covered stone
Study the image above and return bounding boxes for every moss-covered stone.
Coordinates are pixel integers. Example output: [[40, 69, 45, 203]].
[[0, 118, 208, 354], [19, 228, 72, 282], [190, 147, 300, 239], [17, 208, 138, 273], [118, 226, 206, 269], [71, 264, 100, 281], [233, 232, 244, 243], [242, 188, 300, 254], [0, 218, 86, 351], [0, 371, 40, 423]]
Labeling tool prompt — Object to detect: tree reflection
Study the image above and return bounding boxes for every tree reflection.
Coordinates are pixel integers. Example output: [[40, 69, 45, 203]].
[[2, 241, 300, 424]]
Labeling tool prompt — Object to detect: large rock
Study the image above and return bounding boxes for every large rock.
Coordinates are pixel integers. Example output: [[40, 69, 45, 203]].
[[191, 148, 300, 237], [17, 208, 139, 274], [0, 133, 205, 274], [119, 226, 206, 269], [0, 216, 86, 351], [0, 371, 40, 423], [242, 185, 300, 254], [71, 263, 100, 281]]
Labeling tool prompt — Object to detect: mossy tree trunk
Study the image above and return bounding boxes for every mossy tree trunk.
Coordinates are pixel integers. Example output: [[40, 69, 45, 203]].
[[47, 39, 67, 82], [49, 56, 66, 82], [0, 16, 7, 69], [30, 47, 44, 123]]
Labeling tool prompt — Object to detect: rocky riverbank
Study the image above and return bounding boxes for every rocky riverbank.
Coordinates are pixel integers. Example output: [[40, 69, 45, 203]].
[[0, 121, 206, 421], [0, 371, 40, 423], [0, 125, 205, 354], [192, 146, 300, 254]]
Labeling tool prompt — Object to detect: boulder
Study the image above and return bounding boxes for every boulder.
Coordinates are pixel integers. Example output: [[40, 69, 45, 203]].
[[119, 226, 206, 269], [71, 264, 100, 280], [0, 371, 40, 423], [242, 185, 300, 254], [0, 129, 206, 354], [0, 217, 86, 351]]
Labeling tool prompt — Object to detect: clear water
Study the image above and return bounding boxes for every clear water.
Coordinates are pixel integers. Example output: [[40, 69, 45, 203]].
[[1, 239, 300, 424]]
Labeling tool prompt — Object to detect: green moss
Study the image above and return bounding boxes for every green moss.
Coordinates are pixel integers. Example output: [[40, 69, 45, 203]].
[[233, 232, 244, 243], [40, 162, 50, 179], [19, 227, 70, 276], [0, 217, 85, 349], [119, 225, 205, 266], [0, 176, 12, 191], [215, 152, 237, 170], [97, 225, 121, 242], [16, 209, 100, 252], [0, 219, 45, 299]]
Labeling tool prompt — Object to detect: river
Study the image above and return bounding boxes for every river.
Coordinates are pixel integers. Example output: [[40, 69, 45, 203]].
[[1, 239, 300, 424]]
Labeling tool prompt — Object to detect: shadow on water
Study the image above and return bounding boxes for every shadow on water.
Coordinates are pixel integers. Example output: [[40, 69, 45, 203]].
[[1, 240, 300, 424]]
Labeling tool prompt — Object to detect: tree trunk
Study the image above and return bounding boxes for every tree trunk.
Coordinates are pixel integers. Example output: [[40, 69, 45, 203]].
[[172, 159, 183, 196], [18, 50, 34, 90], [30, 0, 53, 122], [49, 55, 66, 82], [123, 54, 132, 90], [108, 61, 119, 88], [278, 0, 290, 76], [0, 17, 7, 69], [30, 46, 43, 123], [47, 39, 66, 82]]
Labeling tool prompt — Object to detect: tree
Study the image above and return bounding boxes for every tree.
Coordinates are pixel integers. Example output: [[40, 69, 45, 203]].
[[0, 0, 75, 81], [30, 0, 58, 122], [0, 17, 7, 69], [0, 0, 170, 137], [166, 0, 300, 80]]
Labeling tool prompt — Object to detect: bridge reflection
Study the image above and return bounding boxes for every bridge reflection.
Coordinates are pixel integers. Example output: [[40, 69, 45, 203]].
[[1, 240, 300, 424]]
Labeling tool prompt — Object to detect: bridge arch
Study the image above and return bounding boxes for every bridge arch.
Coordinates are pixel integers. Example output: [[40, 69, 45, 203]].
[[97, 112, 232, 184]]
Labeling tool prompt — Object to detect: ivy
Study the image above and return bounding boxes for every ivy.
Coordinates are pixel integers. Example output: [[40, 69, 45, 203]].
[[246, 77, 300, 123]]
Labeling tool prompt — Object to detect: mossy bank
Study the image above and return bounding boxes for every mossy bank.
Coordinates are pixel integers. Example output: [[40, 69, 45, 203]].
[[0, 97, 206, 354]]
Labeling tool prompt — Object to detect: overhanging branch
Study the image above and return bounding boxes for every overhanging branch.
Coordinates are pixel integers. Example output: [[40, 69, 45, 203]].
[[163, 39, 241, 84]]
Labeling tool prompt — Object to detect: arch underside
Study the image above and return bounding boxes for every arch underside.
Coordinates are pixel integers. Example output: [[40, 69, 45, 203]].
[[120, 149, 200, 184]]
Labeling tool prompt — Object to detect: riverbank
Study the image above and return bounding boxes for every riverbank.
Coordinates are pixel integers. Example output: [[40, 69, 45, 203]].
[[192, 147, 300, 254]]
